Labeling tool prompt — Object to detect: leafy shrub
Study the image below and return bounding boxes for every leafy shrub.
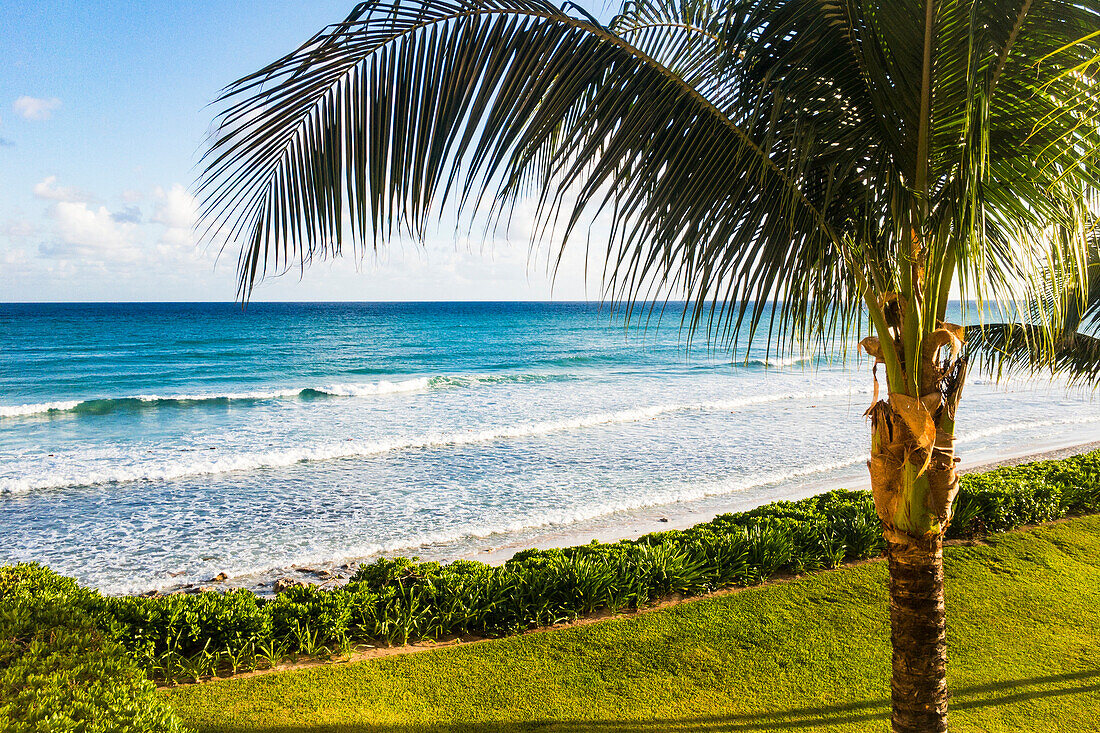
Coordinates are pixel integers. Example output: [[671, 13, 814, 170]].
[[106, 589, 271, 662], [2, 450, 1097, 685], [948, 451, 1100, 538], [0, 564, 186, 732]]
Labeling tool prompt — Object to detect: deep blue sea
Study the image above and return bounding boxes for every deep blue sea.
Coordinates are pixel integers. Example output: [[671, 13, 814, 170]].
[[2, 302, 1098, 594]]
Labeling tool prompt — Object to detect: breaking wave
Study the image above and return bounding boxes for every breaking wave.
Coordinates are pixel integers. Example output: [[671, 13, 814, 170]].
[[739, 356, 814, 368], [0, 374, 570, 419]]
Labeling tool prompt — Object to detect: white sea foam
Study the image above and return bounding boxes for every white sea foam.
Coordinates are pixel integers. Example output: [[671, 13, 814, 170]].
[[0, 376, 503, 419], [956, 414, 1100, 444], [122, 451, 874, 593], [287, 416, 1100, 572], [0, 387, 867, 494], [8, 389, 1097, 498], [0, 400, 82, 418], [741, 356, 813, 368], [316, 378, 431, 396], [138, 388, 308, 401]]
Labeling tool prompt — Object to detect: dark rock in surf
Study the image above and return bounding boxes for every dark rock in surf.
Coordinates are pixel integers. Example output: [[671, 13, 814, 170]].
[[274, 577, 305, 593]]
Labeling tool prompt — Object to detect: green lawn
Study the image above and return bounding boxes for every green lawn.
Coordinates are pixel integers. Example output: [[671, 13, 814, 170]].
[[163, 516, 1100, 732]]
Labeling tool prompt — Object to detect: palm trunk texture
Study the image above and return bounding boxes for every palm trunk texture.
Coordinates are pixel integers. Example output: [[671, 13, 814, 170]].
[[888, 536, 948, 732]]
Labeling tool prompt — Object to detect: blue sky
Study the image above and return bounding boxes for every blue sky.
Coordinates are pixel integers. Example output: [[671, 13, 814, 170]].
[[0, 1, 603, 302]]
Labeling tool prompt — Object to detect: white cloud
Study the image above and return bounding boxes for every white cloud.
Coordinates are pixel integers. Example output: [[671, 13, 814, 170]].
[[3, 179, 225, 300], [152, 184, 197, 230], [112, 205, 143, 224], [13, 96, 61, 121], [33, 176, 92, 203], [40, 201, 140, 261]]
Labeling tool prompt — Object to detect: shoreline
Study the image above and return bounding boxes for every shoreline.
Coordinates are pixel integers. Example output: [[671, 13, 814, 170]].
[[151, 435, 1100, 598], [461, 434, 1100, 567], [960, 439, 1100, 473]]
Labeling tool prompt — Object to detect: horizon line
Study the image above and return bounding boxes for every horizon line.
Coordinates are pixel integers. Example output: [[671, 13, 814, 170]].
[[0, 298, 976, 306]]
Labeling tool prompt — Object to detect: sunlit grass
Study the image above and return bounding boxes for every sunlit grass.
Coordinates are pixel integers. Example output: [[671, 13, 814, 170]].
[[163, 516, 1100, 732]]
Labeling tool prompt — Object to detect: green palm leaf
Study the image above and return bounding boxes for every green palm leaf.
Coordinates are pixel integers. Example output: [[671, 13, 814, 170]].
[[200, 0, 881, 351], [968, 224, 1100, 385], [200, 0, 1100, 359]]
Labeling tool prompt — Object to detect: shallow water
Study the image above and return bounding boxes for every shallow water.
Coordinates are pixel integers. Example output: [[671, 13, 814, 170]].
[[2, 302, 1097, 593]]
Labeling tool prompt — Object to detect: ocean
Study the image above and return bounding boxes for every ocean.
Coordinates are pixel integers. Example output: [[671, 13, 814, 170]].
[[2, 301, 1098, 595]]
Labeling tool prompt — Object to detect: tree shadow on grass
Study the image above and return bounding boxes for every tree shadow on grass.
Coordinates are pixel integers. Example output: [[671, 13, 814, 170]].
[[218, 669, 1100, 732]]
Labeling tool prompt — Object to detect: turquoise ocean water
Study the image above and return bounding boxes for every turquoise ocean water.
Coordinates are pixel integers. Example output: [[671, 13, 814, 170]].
[[2, 302, 1098, 593]]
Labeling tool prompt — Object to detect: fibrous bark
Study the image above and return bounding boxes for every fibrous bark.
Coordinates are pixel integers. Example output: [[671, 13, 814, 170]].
[[888, 537, 948, 733]]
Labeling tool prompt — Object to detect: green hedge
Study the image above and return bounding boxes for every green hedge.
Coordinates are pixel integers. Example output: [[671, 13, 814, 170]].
[[4, 449, 1099, 688], [0, 565, 186, 732], [949, 452, 1100, 535]]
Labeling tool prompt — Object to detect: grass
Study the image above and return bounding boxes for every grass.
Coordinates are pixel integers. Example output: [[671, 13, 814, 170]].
[[163, 516, 1100, 732]]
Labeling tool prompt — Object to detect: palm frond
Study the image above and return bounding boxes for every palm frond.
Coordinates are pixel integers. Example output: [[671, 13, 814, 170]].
[[200, 0, 867, 353], [198, 0, 1100, 366], [941, 0, 1100, 330], [966, 323, 1100, 386], [968, 220, 1100, 384]]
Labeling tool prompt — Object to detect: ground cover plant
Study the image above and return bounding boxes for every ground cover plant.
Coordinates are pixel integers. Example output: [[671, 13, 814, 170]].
[[163, 513, 1100, 732], [3, 449, 1099, 693], [0, 566, 186, 732]]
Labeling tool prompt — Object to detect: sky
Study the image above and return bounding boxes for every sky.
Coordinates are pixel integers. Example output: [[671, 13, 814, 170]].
[[0, 1, 606, 302]]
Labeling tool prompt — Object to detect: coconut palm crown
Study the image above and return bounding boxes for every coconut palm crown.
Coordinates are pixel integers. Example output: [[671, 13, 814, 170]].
[[197, 1, 1100, 731]]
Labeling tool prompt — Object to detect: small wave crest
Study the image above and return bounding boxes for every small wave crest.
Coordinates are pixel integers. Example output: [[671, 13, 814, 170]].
[[0, 383, 427, 418], [956, 415, 1100, 444], [305, 378, 431, 398], [0, 400, 83, 418], [430, 373, 571, 388], [0, 374, 568, 419], [739, 356, 813, 368]]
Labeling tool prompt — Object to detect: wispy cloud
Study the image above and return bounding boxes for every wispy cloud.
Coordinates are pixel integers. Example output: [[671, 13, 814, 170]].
[[1, 248, 29, 266], [111, 205, 143, 224], [33, 176, 93, 203], [1, 219, 36, 240], [13, 96, 62, 121]]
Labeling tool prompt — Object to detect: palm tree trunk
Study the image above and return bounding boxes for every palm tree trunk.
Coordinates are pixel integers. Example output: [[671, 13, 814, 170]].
[[888, 535, 948, 733], [864, 320, 964, 732]]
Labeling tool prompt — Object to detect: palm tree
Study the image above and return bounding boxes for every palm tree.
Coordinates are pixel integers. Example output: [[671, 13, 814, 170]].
[[197, 1, 1100, 730]]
